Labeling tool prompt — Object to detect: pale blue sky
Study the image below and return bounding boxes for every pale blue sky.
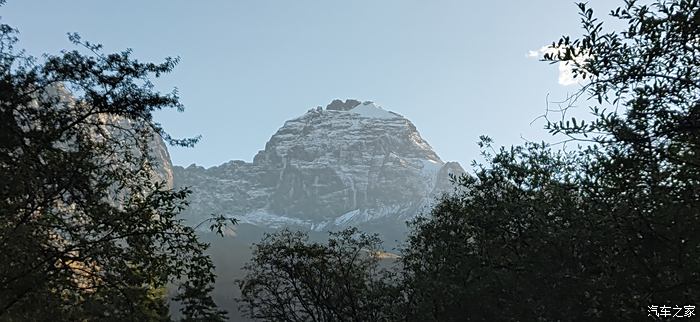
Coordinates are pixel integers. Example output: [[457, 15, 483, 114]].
[[2, 0, 611, 168]]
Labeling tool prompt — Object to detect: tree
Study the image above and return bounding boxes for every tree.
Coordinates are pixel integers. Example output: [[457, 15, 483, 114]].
[[400, 0, 700, 320], [401, 140, 591, 321], [237, 228, 401, 322], [0, 12, 226, 321], [544, 0, 700, 316]]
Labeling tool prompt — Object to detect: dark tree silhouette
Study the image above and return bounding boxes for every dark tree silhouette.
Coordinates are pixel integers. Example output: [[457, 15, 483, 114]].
[[237, 228, 401, 322], [0, 12, 226, 321], [401, 0, 700, 320]]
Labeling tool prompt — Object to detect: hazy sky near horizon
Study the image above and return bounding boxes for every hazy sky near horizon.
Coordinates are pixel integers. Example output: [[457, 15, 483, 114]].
[[3, 0, 615, 168]]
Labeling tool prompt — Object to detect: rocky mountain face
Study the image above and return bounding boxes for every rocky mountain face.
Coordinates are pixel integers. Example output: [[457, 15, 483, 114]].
[[172, 99, 464, 235], [38, 85, 175, 188]]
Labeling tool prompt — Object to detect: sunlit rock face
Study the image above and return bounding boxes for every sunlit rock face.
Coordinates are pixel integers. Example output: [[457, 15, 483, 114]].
[[29, 84, 175, 189], [151, 137, 174, 188], [97, 114, 175, 188], [172, 100, 465, 232]]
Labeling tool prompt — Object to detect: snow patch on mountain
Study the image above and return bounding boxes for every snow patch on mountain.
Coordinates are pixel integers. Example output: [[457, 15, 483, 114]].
[[348, 101, 398, 119], [173, 99, 465, 232]]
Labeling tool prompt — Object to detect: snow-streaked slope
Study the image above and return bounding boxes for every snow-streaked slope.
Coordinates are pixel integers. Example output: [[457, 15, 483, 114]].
[[348, 101, 398, 119], [173, 99, 465, 232]]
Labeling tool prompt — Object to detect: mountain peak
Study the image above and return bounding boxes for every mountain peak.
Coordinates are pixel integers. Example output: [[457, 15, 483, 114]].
[[173, 100, 464, 236], [320, 99, 401, 120], [325, 98, 361, 111], [345, 101, 399, 119]]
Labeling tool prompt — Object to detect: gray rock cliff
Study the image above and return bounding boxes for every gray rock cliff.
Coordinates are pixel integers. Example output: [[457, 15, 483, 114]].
[[173, 100, 465, 232]]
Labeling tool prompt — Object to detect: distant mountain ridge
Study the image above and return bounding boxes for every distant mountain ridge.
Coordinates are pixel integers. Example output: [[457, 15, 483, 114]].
[[171, 99, 465, 235]]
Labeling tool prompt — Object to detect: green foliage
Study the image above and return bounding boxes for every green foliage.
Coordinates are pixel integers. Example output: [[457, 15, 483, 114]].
[[403, 141, 616, 320], [546, 0, 700, 311], [401, 0, 700, 320], [0, 19, 225, 321], [237, 228, 401, 322]]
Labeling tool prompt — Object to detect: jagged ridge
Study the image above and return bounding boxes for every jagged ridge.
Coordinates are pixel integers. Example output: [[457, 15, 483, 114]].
[[172, 99, 465, 231]]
